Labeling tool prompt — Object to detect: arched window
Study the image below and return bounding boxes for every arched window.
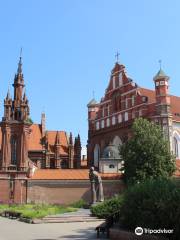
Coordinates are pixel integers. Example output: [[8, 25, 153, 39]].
[[11, 136, 17, 165], [112, 76, 116, 89], [101, 120, 104, 128], [118, 114, 122, 123], [96, 121, 100, 130], [132, 95, 135, 106], [119, 72, 123, 86], [112, 116, 116, 125], [106, 118, 110, 127], [173, 137, 178, 157], [125, 112, 128, 121]]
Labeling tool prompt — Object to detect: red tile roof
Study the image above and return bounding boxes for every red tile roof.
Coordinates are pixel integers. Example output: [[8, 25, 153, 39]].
[[30, 169, 122, 180], [139, 87, 180, 122], [29, 124, 43, 151], [138, 88, 156, 103], [47, 131, 68, 155]]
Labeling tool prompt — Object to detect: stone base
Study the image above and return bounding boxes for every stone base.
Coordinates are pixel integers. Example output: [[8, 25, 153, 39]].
[[109, 228, 168, 240]]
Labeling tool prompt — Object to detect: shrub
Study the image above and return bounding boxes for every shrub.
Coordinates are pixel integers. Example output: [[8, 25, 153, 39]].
[[120, 178, 180, 240], [70, 199, 88, 208], [91, 195, 124, 218]]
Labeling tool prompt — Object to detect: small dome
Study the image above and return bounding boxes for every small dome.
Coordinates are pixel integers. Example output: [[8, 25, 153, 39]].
[[153, 68, 168, 80], [87, 98, 97, 107], [102, 144, 120, 159]]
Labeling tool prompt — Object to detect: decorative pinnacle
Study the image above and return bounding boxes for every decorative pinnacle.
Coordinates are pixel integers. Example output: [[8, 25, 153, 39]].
[[6, 87, 11, 99], [17, 48, 23, 74], [115, 51, 120, 63]]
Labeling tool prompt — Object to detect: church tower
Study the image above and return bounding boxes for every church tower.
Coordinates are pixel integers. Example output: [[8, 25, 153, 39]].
[[153, 66, 172, 146], [0, 56, 31, 173]]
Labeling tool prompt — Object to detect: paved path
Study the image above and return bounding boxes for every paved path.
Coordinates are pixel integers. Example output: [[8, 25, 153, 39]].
[[0, 217, 106, 240]]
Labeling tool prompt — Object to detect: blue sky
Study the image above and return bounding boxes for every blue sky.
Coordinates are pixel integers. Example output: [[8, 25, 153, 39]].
[[0, 0, 180, 146]]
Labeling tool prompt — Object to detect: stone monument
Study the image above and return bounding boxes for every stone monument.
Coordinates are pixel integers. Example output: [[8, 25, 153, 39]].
[[89, 166, 104, 204]]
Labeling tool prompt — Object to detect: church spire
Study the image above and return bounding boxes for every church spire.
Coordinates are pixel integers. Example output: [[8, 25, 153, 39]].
[[13, 53, 25, 101], [17, 48, 23, 75], [6, 87, 11, 100], [17, 56, 22, 75]]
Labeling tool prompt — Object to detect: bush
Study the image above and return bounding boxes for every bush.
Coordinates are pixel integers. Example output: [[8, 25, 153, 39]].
[[70, 199, 89, 208], [91, 195, 124, 218], [120, 178, 180, 240]]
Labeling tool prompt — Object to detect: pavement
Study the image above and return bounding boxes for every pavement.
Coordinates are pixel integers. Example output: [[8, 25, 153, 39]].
[[0, 217, 107, 240]]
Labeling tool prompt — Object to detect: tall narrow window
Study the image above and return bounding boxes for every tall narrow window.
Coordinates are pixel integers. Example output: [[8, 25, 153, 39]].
[[112, 116, 116, 125], [112, 76, 116, 89], [125, 98, 128, 108], [132, 95, 135, 106], [102, 107, 105, 117], [107, 105, 110, 116], [118, 114, 122, 123], [11, 136, 17, 165], [125, 112, 128, 121], [119, 72, 123, 86]]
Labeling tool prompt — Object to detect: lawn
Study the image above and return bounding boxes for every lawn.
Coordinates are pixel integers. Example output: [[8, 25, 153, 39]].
[[0, 204, 78, 219]]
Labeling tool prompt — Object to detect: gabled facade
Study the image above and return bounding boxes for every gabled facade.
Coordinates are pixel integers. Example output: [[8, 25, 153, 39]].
[[87, 61, 180, 172]]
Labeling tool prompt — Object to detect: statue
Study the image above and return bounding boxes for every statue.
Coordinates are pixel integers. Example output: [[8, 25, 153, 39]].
[[89, 167, 104, 204]]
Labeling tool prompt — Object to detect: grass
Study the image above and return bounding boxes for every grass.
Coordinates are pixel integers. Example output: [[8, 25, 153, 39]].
[[0, 204, 78, 219]]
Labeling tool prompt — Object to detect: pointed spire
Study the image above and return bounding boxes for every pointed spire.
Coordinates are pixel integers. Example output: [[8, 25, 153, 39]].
[[55, 131, 60, 145], [23, 89, 27, 101], [69, 132, 73, 145], [6, 87, 11, 100], [115, 51, 120, 63], [17, 57, 22, 75], [153, 60, 169, 81]]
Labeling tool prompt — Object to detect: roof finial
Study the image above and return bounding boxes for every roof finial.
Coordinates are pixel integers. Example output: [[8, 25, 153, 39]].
[[20, 47, 22, 58], [17, 47, 23, 74], [93, 90, 95, 99], [115, 51, 120, 63], [159, 59, 162, 70]]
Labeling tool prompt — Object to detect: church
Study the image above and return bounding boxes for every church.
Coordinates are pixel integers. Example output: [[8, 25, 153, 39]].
[[0, 56, 84, 203], [87, 60, 180, 173]]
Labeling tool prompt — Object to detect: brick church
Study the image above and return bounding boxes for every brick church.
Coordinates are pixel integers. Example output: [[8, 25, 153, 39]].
[[87, 60, 180, 173], [0, 56, 83, 203]]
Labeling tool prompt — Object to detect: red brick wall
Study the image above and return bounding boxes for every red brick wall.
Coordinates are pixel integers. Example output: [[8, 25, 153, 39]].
[[0, 179, 27, 204], [0, 180, 9, 203], [27, 180, 124, 204]]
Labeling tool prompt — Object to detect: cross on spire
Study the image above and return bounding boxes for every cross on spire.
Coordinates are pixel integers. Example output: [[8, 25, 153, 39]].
[[115, 51, 120, 63], [93, 90, 95, 99]]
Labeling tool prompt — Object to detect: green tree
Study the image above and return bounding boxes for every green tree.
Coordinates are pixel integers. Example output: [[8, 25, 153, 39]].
[[120, 118, 176, 185]]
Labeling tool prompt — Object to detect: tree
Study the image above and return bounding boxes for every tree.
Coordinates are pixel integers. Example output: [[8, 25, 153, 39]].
[[120, 118, 176, 185]]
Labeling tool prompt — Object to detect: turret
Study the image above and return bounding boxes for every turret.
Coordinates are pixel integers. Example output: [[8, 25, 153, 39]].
[[153, 66, 172, 144], [153, 68, 170, 113], [55, 131, 61, 168], [3, 88, 12, 121], [41, 112, 46, 138], [87, 98, 99, 131], [74, 134, 81, 168], [68, 132, 74, 168]]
